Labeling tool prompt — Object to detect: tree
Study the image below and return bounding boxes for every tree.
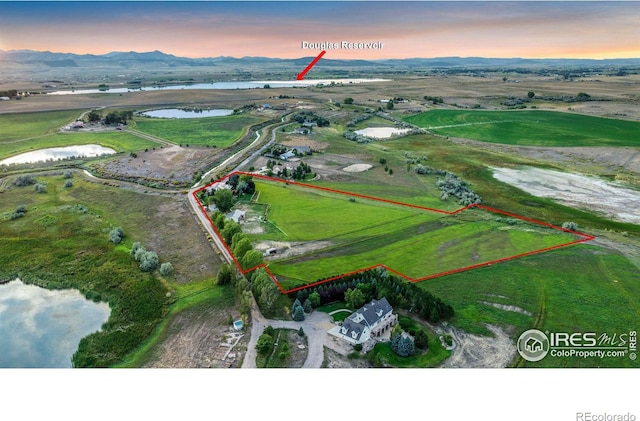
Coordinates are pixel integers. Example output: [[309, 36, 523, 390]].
[[160, 262, 173, 276], [109, 227, 124, 244], [232, 237, 253, 260], [212, 189, 234, 213], [220, 221, 242, 245], [216, 263, 233, 285], [577, 92, 591, 101], [415, 330, 429, 350], [308, 291, 321, 308], [396, 336, 415, 357], [64, 180, 73, 188], [256, 333, 273, 355], [63, 170, 73, 179], [298, 327, 305, 337], [303, 298, 313, 313], [562, 221, 578, 231], [344, 97, 354, 104], [139, 250, 159, 272], [527, 91, 535, 99], [345, 287, 365, 309], [240, 250, 263, 271], [292, 304, 305, 321], [386, 101, 394, 110], [87, 110, 101, 122], [130, 242, 142, 257]]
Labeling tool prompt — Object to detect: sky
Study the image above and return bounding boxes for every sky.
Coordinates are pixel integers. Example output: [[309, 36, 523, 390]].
[[0, 1, 639, 59]]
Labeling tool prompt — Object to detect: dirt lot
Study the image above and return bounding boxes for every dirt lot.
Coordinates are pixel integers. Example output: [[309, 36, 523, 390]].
[[322, 347, 372, 368], [440, 323, 517, 368], [143, 299, 248, 368], [92, 145, 225, 188]]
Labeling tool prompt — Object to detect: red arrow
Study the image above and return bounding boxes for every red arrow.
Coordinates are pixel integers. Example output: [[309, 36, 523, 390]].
[[296, 50, 326, 80]]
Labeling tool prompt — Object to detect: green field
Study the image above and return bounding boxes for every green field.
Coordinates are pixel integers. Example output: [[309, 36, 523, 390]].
[[133, 113, 267, 147], [0, 131, 157, 160], [423, 246, 640, 367], [0, 109, 81, 142], [246, 180, 579, 290], [405, 110, 640, 147]]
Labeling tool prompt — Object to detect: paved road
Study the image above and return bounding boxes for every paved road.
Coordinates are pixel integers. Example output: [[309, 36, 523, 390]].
[[242, 298, 334, 368]]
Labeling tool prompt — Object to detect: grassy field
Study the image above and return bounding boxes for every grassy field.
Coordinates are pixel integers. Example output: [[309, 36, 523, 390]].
[[133, 113, 267, 147], [423, 246, 640, 367], [0, 174, 170, 367], [405, 109, 640, 147], [246, 180, 578, 290], [0, 131, 157, 160], [0, 109, 81, 142]]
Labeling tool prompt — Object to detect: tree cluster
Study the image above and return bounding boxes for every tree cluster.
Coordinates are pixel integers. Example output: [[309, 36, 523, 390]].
[[292, 267, 454, 323], [211, 213, 263, 271], [130, 242, 160, 272], [291, 298, 306, 321], [290, 111, 330, 127], [436, 173, 482, 205], [13, 175, 36, 187], [104, 110, 133, 125], [345, 111, 373, 128], [424, 95, 444, 105], [252, 268, 280, 316], [291, 161, 312, 180]]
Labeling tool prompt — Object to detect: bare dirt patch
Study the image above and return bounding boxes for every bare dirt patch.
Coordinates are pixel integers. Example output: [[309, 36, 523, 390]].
[[342, 163, 373, 173], [439, 323, 517, 368], [143, 301, 248, 368], [492, 166, 640, 224], [322, 347, 372, 368], [254, 240, 334, 260], [280, 136, 329, 151], [479, 301, 533, 316], [92, 145, 225, 188]]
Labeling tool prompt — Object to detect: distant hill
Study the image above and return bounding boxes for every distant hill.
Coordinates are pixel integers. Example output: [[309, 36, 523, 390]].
[[2, 49, 640, 70]]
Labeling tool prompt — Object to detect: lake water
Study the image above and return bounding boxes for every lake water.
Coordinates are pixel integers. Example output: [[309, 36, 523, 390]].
[[354, 127, 411, 139], [0, 144, 116, 166], [0, 279, 110, 368], [142, 108, 234, 119], [46, 78, 390, 95]]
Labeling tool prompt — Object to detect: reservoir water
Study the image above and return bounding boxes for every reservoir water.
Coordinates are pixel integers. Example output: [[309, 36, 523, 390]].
[[46, 78, 390, 95], [0, 279, 110, 368], [141, 108, 234, 118], [0, 144, 116, 166]]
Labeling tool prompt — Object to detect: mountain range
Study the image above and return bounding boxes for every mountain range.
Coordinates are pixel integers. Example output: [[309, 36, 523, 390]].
[[2, 49, 640, 70]]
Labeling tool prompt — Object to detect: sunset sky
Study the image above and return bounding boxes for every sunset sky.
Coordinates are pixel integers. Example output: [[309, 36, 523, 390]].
[[1, 1, 639, 60]]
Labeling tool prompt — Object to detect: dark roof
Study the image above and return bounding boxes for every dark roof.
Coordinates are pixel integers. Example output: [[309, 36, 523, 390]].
[[340, 298, 393, 341]]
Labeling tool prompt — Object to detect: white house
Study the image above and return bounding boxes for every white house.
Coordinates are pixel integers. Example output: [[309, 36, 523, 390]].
[[328, 297, 397, 346]]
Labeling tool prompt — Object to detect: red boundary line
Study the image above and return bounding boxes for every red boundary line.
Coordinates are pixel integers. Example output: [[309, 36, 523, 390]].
[[193, 171, 595, 294]]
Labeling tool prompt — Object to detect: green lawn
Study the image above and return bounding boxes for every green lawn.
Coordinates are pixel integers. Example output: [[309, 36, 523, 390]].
[[369, 330, 451, 368], [405, 110, 640, 147], [133, 113, 267, 147], [247, 180, 578, 290], [0, 131, 157, 160]]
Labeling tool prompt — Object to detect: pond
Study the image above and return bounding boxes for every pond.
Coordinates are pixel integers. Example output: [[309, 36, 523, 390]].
[[492, 166, 640, 224], [46, 78, 391, 95], [0, 144, 116, 166], [354, 127, 411, 139], [0, 279, 111, 368], [141, 108, 234, 119]]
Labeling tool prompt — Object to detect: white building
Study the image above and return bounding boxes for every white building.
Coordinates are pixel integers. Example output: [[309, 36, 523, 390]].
[[328, 297, 397, 346]]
